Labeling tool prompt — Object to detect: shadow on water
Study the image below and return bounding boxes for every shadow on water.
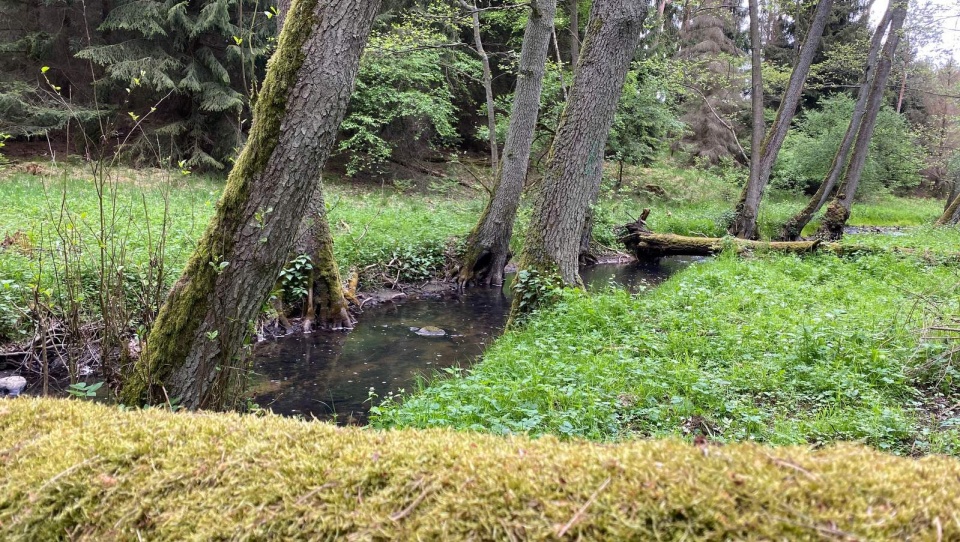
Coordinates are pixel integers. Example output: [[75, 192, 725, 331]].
[[250, 256, 702, 424]]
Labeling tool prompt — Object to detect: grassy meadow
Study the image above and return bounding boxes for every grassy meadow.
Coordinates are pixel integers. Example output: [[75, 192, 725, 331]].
[[0, 160, 958, 457]]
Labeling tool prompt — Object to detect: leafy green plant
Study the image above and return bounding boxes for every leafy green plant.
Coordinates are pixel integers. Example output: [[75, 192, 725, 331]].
[[278, 253, 313, 304], [374, 249, 960, 455], [67, 381, 103, 398], [0, 133, 9, 168]]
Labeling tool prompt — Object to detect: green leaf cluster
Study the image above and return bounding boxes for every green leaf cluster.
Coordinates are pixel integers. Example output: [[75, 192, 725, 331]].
[[338, 5, 479, 175]]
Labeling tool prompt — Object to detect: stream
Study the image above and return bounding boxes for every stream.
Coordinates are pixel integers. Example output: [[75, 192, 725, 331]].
[[250, 256, 700, 424]]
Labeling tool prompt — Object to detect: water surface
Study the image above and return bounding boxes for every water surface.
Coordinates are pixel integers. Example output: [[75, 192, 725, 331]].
[[251, 257, 699, 423]]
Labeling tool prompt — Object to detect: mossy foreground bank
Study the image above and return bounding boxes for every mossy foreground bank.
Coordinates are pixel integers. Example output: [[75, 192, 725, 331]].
[[2, 399, 959, 540]]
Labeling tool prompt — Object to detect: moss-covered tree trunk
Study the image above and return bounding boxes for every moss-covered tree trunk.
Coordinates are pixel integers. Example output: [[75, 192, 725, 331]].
[[122, 0, 381, 410], [295, 187, 353, 332], [456, 0, 557, 288], [728, 0, 833, 240], [818, 1, 907, 240], [778, 6, 893, 241], [509, 0, 645, 321]]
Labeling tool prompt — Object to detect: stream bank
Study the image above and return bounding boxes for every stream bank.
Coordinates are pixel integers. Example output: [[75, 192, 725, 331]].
[[250, 257, 701, 423]]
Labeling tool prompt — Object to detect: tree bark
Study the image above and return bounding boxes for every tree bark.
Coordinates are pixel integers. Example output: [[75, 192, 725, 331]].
[[456, 0, 557, 288], [274, 0, 352, 333], [937, 192, 960, 226], [778, 6, 893, 241], [121, 0, 380, 410], [568, 0, 580, 67], [295, 188, 353, 332], [729, 0, 833, 240], [744, 0, 765, 239], [461, 1, 500, 173], [509, 0, 646, 321], [818, 1, 908, 240]]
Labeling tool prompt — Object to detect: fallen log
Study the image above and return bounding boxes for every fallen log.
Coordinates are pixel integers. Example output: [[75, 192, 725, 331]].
[[618, 210, 846, 259], [619, 210, 960, 263], [620, 209, 844, 259]]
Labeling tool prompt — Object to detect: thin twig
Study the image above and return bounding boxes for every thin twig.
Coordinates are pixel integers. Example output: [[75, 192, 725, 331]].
[[556, 477, 611, 537]]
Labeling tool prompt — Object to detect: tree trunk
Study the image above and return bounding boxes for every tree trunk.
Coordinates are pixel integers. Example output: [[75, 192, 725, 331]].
[[946, 172, 960, 211], [937, 192, 960, 226], [296, 188, 353, 332], [818, 2, 908, 240], [778, 6, 893, 241], [619, 212, 865, 258], [121, 0, 380, 410], [743, 0, 765, 239], [729, 0, 833, 240], [509, 0, 646, 321], [568, 0, 580, 67], [274, 0, 352, 332], [461, 1, 500, 173], [456, 0, 557, 288]]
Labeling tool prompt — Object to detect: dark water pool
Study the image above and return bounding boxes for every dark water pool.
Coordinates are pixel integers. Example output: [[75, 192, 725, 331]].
[[250, 256, 700, 424]]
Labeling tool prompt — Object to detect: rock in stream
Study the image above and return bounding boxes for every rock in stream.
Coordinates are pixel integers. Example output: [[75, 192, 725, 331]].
[[0, 376, 27, 398]]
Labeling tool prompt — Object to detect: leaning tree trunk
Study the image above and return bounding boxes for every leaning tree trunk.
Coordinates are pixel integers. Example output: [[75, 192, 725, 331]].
[[456, 0, 557, 288], [276, 0, 352, 333], [122, 0, 381, 410], [778, 6, 893, 240], [818, 2, 907, 240], [509, 0, 646, 322], [296, 187, 353, 332], [743, 0, 765, 239], [728, 0, 833, 239]]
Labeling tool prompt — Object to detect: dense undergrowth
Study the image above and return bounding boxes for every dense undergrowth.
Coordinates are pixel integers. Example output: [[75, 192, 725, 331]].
[[2, 399, 959, 540], [374, 248, 960, 455]]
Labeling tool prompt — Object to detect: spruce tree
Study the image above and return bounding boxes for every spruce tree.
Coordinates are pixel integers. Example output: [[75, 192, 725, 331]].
[[77, 0, 276, 169]]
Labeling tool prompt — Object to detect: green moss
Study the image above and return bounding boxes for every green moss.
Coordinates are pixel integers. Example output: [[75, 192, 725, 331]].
[[2, 398, 959, 540]]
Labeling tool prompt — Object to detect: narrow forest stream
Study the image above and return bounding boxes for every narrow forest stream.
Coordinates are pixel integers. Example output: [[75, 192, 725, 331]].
[[251, 256, 701, 424]]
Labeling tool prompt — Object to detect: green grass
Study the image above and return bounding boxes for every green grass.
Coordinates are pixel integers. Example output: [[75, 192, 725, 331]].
[[0, 169, 482, 340], [373, 250, 960, 455]]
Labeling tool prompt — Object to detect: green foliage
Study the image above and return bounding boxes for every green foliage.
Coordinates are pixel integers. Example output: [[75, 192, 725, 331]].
[[773, 95, 925, 197], [0, 132, 8, 168], [0, 170, 481, 327], [76, 0, 276, 169], [607, 60, 685, 168], [0, 278, 27, 342], [326, 191, 481, 284], [278, 253, 312, 303], [374, 250, 960, 455], [338, 7, 478, 175]]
